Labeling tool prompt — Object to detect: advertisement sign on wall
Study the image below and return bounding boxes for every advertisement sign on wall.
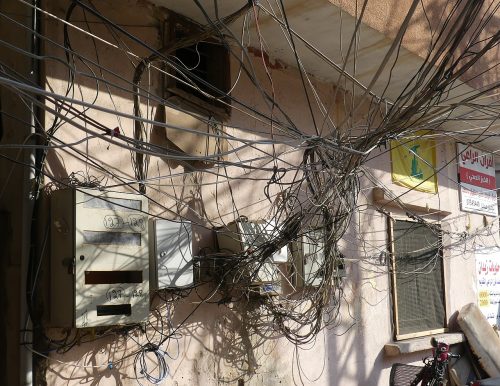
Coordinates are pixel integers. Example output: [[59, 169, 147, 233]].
[[457, 144, 497, 216], [476, 248, 500, 327]]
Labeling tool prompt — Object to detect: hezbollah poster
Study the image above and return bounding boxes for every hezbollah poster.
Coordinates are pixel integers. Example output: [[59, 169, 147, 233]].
[[390, 132, 437, 193]]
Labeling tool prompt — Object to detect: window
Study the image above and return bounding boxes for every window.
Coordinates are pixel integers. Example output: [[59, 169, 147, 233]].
[[165, 15, 231, 120], [389, 219, 446, 339]]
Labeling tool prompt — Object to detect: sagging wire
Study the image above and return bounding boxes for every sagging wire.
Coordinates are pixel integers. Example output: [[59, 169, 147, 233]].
[[1, 0, 500, 383]]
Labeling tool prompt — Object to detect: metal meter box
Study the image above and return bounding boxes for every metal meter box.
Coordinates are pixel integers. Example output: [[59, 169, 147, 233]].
[[291, 231, 326, 287], [216, 219, 288, 263], [50, 188, 149, 328], [150, 219, 194, 289], [216, 219, 286, 294]]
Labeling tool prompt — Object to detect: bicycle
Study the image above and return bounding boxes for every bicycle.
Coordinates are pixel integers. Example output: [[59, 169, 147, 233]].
[[390, 338, 460, 386]]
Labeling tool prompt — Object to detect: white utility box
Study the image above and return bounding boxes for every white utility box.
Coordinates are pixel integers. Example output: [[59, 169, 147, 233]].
[[291, 231, 326, 287], [150, 219, 194, 289], [290, 230, 346, 287], [216, 219, 288, 263], [50, 188, 149, 328], [216, 219, 286, 294]]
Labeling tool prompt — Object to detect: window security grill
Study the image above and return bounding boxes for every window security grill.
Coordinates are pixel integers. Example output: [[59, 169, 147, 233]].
[[392, 220, 445, 337]]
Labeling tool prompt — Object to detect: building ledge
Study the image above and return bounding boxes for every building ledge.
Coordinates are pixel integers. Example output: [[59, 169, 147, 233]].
[[384, 333, 466, 356], [372, 187, 451, 217]]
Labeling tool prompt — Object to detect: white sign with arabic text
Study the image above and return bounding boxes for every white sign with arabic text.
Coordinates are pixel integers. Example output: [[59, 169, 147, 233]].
[[458, 144, 497, 217], [476, 247, 500, 327]]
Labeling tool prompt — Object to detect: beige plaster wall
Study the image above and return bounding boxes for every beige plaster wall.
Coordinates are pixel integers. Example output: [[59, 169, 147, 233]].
[[329, 0, 500, 91]]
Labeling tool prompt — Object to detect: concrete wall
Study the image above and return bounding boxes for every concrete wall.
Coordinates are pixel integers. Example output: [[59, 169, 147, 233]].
[[1, 0, 497, 385], [329, 0, 500, 91]]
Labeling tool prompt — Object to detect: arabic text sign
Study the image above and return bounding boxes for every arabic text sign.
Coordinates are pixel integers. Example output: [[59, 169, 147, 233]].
[[458, 144, 497, 216], [476, 248, 500, 327]]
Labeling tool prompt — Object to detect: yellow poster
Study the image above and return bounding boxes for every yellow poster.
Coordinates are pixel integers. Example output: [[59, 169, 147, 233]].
[[390, 132, 437, 193]]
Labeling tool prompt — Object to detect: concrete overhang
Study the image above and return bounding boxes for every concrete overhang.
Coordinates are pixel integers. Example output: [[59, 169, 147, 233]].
[[149, 0, 500, 155]]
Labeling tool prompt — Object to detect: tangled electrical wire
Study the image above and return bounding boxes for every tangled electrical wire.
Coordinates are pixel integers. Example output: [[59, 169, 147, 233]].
[[1, 0, 500, 383]]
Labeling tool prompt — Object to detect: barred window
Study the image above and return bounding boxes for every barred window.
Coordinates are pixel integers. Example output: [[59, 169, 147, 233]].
[[390, 220, 446, 339]]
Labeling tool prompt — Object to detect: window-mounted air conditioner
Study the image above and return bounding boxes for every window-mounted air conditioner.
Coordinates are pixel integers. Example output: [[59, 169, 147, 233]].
[[150, 219, 193, 289], [50, 189, 149, 328]]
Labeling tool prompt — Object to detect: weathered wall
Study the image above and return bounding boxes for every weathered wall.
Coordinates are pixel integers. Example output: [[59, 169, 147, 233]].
[[329, 0, 500, 91], [0, 0, 495, 385]]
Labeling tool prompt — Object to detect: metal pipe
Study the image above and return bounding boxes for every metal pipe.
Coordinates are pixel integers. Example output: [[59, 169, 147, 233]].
[[20, 0, 40, 385]]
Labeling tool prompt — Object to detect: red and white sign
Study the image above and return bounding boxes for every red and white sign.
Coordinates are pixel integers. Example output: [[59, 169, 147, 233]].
[[458, 144, 497, 217]]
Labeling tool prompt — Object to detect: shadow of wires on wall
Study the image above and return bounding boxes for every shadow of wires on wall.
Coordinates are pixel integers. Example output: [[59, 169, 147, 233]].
[[166, 290, 279, 385]]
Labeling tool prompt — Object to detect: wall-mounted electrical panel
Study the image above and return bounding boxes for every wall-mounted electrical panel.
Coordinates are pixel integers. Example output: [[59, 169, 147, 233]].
[[290, 231, 346, 288], [291, 231, 325, 288], [150, 219, 193, 289], [216, 219, 287, 295], [216, 219, 288, 263], [50, 189, 149, 328]]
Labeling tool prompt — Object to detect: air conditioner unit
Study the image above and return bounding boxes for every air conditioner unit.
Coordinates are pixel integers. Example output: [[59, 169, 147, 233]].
[[216, 219, 287, 295], [150, 219, 193, 289], [50, 189, 149, 328]]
